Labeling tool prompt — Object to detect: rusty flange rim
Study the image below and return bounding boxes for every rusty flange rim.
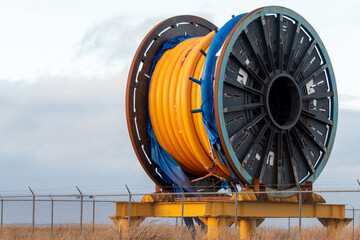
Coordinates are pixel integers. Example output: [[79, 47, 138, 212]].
[[126, 15, 216, 189]]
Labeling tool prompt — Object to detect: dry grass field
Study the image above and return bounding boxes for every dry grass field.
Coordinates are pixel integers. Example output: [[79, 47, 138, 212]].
[[0, 224, 358, 239]]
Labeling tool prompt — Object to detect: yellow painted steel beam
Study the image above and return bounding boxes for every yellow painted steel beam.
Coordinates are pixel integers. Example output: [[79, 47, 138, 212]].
[[112, 200, 346, 219]]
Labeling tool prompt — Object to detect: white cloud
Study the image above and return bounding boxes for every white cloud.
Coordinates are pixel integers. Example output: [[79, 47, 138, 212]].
[[339, 94, 360, 110], [0, 73, 154, 192], [315, 109, 360, 189]]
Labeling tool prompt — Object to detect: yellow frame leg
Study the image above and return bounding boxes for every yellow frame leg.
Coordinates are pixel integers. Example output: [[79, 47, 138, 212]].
[[238, 219, 250, 240], [318, 218, 352, 236], [110, 217, 145, 238], [199, 217, 234, 240], [237, 218, 262, 240]]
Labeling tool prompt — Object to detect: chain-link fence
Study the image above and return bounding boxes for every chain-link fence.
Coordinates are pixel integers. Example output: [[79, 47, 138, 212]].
[[0, 188, 359, 239]]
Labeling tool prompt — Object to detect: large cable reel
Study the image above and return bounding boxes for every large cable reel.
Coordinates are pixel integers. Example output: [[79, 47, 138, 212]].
[[126, 7, 337, 191]]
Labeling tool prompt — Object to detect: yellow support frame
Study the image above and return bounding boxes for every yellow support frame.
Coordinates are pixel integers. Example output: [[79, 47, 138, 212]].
[[110, 196, 351, 239]]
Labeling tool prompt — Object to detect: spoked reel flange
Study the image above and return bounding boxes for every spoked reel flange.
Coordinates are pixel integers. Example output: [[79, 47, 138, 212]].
[[214, 6, 337, 189]]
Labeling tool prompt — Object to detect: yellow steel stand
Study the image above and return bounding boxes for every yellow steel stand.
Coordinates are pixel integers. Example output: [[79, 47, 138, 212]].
[[198, 217, 234, 239], [318, 218, 352, 238], [236, 218, 263, 240], [110, 192, 351, 240], [110, 217, 145, 238], [238, 219, 249, 239]]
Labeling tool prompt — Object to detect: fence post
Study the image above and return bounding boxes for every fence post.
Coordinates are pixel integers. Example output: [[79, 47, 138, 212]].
[[357, 209, 359, 239], [125, 185, 132, 238], [352, 208, 355, 240], [76, 186, 83, 235], [288, 218, 290, 237], [180, 189, 185, 240], [0, 195, 3, 232], [50, 195, 54, 232], [235, 192, 238, 238], [350, 204, 355, 240], [92, 196, 95, 233], [298, 189, 302, 235], [28, 187, 35, 234]]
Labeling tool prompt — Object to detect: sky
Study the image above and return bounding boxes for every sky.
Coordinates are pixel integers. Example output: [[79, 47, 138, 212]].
[[0, 0, 359, 200]]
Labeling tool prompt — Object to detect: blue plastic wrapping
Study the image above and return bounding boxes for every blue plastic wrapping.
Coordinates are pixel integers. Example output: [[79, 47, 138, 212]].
[[148, 35, 197, 192], [147, 14, 248, 191], [200, 14, 247, 145]]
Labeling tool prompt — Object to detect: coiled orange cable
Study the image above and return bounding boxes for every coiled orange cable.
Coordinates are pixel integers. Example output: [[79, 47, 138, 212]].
[[149, 31, 232, 179]]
